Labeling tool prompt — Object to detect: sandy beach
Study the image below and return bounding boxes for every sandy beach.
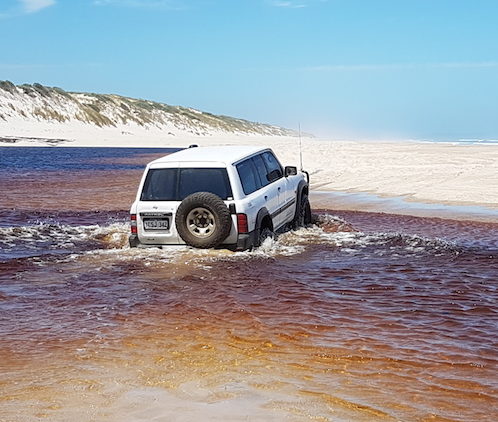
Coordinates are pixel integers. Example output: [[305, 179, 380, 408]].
[[2, 120, 497, 220]]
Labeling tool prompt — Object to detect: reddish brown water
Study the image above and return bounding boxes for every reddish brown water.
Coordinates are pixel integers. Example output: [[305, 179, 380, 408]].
[[1, 148, 497, 421]]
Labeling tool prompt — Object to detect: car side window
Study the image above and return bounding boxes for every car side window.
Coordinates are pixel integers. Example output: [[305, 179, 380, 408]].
[[236, 159, 260, 195], [252, 155, 270, 187], [261, 151, 283, 183]]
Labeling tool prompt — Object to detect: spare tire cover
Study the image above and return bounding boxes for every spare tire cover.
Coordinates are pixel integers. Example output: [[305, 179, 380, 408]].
[[175, 192, 232, 248]]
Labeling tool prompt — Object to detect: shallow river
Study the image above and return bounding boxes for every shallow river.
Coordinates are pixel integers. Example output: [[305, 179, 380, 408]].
[[0, 147, 497, 421]]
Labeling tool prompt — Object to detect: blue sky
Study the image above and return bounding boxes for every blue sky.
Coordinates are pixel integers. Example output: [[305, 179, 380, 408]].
[[1, 0, 497, 139]]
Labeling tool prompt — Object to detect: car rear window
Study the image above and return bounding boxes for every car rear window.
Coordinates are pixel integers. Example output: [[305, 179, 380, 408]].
[[140, 168, 233, 201], [140, 168, 177, 201]]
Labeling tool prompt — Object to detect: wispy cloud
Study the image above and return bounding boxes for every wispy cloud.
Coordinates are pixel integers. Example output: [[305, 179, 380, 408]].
[[241, 61, 498, 74], [20, 0, 55, 13], [0, 62, 102, 70], [0, 0, 55, 18], [272, 1, 306, 8], [302, 62, 498, 71], [270, 0, 327, 8], [93, 0, 186, 10]]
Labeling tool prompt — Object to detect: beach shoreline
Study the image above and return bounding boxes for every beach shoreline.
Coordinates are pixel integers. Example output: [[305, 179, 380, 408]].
[[2, 131, 497, 222], [310, 190, 498, 223]]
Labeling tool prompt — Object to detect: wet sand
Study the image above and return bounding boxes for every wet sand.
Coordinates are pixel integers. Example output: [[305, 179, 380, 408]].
[[311, 191, 498, 224]]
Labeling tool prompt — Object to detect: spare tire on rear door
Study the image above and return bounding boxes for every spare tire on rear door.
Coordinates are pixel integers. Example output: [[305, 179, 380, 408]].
[[175, 192, 232, 248]]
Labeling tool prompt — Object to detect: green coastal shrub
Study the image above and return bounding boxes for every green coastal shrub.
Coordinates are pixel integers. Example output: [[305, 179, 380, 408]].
[[0, 80, 16, 94]]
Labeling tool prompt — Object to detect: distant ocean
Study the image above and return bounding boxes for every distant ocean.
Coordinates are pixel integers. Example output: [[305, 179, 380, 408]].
[[419, 138, 498, 145]]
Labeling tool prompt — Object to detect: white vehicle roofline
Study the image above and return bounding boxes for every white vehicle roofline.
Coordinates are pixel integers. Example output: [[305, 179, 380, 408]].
[[149, 161, 227, 169], [150, 145, 269, 167]]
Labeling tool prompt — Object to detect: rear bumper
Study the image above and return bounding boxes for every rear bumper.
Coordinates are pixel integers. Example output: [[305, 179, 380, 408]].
[[129, 234, 141, 248], [129, 230, 257, 251], [233, 230, 258, 251]]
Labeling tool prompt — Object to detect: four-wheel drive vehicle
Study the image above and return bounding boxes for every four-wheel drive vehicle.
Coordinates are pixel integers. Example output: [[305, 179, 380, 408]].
[[129, 145, 310, 251]]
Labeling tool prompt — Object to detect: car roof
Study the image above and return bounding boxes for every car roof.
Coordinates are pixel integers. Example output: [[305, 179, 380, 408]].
[[149, 145, 269, 166]]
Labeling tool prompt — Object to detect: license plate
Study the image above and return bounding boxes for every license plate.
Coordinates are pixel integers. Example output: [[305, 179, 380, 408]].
[[143, 218, 170, 231]]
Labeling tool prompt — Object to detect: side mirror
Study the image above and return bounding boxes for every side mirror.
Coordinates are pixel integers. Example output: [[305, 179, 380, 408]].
[[285, 166, 297, 177]]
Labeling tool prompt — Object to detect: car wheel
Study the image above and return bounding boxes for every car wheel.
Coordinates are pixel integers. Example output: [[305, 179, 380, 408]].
[[294, 194, 312, 228], [256, 226, 274, 247], [175, 192, 232, 248]]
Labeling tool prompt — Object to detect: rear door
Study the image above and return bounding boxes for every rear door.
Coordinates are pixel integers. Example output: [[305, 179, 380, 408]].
[[257, 151, 290, 229], [137, 167, 180, 244], [251, 154, 280, 224], [136, 166, 235, 245]]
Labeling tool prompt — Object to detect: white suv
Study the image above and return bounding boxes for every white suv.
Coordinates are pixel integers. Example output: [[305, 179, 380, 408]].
[[129, 145, 310, 251]]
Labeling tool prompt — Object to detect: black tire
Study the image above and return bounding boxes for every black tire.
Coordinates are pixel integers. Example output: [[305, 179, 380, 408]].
[[256, 226, 274, 247], [294, 194, 312, 228], [175, 192, 232, 248]]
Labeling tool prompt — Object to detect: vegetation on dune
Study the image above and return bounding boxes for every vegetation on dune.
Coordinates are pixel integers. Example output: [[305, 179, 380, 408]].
[[32, 83, 52, 97], [0, 80, 301, 136], [0, 81, 16, 94], [33, 107, 68, 123], [52, 86, 73, 99], [78, 105, 115, 127]]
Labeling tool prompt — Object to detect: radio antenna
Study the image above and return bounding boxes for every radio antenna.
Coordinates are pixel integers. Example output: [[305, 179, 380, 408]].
[[298, 123, 303, 171]]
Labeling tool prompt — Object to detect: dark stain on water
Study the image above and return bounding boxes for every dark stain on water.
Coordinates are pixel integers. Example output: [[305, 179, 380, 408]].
[[0, 147, 497, 421], [0, 147, 180, 172]]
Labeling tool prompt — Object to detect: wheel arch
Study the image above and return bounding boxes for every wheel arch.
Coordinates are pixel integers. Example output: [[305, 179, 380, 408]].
[[255, 207, 273, 233], [294, 180, 309, 219]]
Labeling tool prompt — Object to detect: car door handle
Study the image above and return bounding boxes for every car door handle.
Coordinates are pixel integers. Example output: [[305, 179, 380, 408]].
[[264, 195, 268, 201], [278, 187, 281, 191]]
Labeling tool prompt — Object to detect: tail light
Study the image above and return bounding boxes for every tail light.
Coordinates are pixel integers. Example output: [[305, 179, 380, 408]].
[[236, 213, 248, 234], [130, 214, 137, 234]]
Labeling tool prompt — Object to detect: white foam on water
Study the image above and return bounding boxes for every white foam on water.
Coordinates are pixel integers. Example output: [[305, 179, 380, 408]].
[[2, 213, 460, 267], [0, 222, 129, 249]]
